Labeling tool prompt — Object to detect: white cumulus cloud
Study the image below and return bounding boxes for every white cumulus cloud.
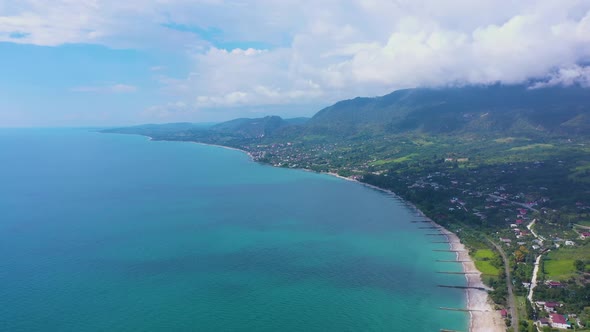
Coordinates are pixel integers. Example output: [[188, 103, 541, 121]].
[[70, 84, 138, 93], [531, 65, 590, 88], [3, 0, 590, 118]]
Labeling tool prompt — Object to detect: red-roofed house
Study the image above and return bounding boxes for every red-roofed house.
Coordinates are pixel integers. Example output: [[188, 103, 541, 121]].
[[543, 302, 561, 312], [516, 219, 523, 225], [550, 313, 570, 329], [546, 281, 563, 288], [581, 232, 590, 240]]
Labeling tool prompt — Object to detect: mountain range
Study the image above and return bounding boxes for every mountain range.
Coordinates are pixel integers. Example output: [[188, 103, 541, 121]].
[[106, 84, 590, 142]]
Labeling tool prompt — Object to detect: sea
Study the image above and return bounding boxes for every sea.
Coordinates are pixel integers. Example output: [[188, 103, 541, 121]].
[[0, 128, 468, 331]]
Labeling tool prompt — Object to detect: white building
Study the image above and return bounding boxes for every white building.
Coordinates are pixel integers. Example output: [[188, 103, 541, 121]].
[[550, 314, 570, 329]]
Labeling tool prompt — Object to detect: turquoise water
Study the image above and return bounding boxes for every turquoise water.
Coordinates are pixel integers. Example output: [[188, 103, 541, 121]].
[[0, 129, 468, 331]]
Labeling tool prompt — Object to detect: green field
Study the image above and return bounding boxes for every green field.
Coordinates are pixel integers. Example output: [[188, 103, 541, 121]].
[[494, 137, 517, 143], [544, 243, 590, 279], [545, 244, 590, 280], [544, 259, 576, 279], [546, 243, 590, 261], [515, 296, 528, 321], [474, 249, 495, 260], [473, 249, 500, 276], [369, 154, 416, 166], [475, 260, 501, 276], [507, 143, 554, 151]]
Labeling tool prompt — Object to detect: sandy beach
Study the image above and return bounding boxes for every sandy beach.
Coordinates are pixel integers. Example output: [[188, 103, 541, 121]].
[[441, 226, 505, 332], [327, 172, 505, 332]]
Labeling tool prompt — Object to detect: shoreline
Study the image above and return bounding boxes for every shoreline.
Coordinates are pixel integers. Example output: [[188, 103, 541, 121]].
[[328, 173, 505, 332], [142, 135, 503, 331], [145, 136, 256, 160], [440, 226, 505, 332]]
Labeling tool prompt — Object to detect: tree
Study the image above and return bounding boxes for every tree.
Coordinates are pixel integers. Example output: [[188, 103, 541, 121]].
[[574, 259, 585, 272], [515, 250, 525, 262]]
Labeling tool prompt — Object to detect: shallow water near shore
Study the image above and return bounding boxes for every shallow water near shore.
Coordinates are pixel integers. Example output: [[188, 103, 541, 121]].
[[0, 128, 468, 331]]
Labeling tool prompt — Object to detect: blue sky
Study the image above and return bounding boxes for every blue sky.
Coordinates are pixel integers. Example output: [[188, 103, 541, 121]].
[[1, 0, 590, 126], [0, 43, 188, 126]]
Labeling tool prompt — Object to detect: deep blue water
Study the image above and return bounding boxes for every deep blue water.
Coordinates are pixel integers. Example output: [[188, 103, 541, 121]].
[[0, 128, 468, 331]]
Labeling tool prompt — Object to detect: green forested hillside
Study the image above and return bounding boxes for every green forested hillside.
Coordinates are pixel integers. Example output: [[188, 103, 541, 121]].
[[307, 85, 590, 137]]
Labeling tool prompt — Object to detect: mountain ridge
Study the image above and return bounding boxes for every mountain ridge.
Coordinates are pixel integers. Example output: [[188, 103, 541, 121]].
[[306, 85, 590, 137], [103, 84, 590, 142]]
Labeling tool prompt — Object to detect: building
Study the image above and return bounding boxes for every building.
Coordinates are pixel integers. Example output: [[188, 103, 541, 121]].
[[537, 318, 550, 327], [546, 281, 563, 288], [580, 232, 590, 239], [544, 302, 561, 313], [550, 313, 570, 329]]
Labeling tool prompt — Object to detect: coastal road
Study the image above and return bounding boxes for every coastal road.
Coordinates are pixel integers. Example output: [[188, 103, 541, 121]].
[[488, 238, 519, 332]]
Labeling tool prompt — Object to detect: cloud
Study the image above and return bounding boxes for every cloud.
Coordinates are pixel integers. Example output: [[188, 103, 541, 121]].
[[153, 1, 590, 110], [142, 101, 192, 120], [3, 0, 590, 116], [339, 12, 590, 88], [530, 65, 590, 88], [110, 84, 138, 93], [0, 0, 107, 46], [70, 84, 138, 93]]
